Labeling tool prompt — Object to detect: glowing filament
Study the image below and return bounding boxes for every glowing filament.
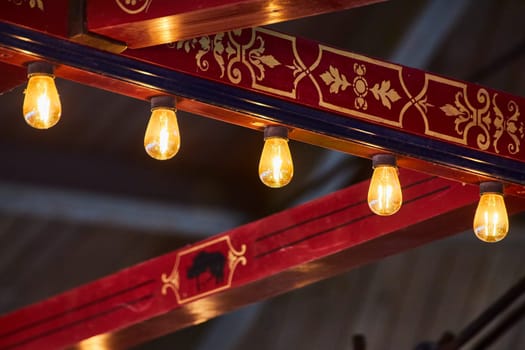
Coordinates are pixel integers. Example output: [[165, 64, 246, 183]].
[[368, 160, 402, 216], [144, 108, 180, 160], [259, 136, 293, 188], [473, 191, 508, 243], [23, 74, 61, 129]]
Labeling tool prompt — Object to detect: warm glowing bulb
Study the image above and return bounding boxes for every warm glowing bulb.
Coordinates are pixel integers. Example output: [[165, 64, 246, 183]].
[[144, 96, 180, 160], [23, 64, 61, 129], [473, 182, 509, 243], [259, 126, 293, 188], [368, 154, 402, 216]]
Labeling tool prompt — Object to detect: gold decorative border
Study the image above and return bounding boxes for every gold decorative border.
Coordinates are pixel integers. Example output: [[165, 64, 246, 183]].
[[161, 236, 247, 304], [249, 27, 303, 99], [315, 45, 404, 127], [400, 74, 523, 154], [170, 28, 299, 99], [170, 27, 523, 156]]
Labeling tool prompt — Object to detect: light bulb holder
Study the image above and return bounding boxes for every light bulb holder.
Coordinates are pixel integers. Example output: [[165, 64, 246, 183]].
[[264, 125, 288, 140], [372, 154, 396, 168], [27, 61, 54, 76], [150, 95, 176, 110], [479, 181, 504, 195]]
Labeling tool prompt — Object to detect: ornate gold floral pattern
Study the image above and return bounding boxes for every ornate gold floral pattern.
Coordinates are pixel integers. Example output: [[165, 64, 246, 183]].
[[492, 94, 523, 154], [7, 0, 44, 11], [440, 89, 491, 150], [248, 36, 282, 81], [115, 0, 152, 14], [431, 88, 524, 154], [171, 27, 523, 158], [320, 63, 401, 111], [370, 80, 401, 110], [320, 65, 350, 94], [170, 29, 282, 88]]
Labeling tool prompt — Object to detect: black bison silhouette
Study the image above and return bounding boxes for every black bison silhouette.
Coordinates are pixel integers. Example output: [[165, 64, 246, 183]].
[[187, 251, 226, 291]]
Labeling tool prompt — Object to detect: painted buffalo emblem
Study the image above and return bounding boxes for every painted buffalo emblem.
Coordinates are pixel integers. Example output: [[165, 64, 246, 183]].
[[187, 251, 226, 291]]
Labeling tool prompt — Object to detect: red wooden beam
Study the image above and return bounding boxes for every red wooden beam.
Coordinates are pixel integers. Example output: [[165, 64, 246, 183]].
[[0, 0, 69, 37], [126, 27, 525, 168], [85, 0, 385, 48], [0, 0, 384, 50], [0, 24, 524, 193], [1, 170, 524, 349]]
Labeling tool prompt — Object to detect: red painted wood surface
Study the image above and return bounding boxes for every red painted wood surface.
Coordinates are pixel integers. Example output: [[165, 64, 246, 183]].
[[0, 0, 69, 37], [0, 4, 523, 171], [1, 24, 525, 194], [87, 0, 385, 48], [1, 170, 524, 349], [127, 27, 525, 165]]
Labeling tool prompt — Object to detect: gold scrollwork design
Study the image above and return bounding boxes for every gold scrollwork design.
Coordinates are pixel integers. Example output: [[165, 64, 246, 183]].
[[440, 89, 491, 151], [114, 0, 152, 14], [436, 89, 523, 154], [171, 28, 299, 98], [169, 27, 523, 156], [247, 37, 282, 81], [170, 33, 230, 78], [228, 244, 247, 277], [492, 94, 523, 154], [161, 263, 179, 297], [8, 0, 44, 11], [225, 30, 243, 84], [170, 29, 281, 86]]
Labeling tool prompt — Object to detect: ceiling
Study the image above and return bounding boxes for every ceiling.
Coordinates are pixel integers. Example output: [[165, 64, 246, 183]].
[[0, 0, 524, 348]]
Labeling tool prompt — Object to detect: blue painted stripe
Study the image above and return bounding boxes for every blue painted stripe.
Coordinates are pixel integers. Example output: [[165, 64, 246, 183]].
[[0, 21, 523, 184]]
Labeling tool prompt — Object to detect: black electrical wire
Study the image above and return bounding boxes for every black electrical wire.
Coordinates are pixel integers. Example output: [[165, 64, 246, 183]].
[[471, 298, 525, 349], [438, 275, 525, 350]]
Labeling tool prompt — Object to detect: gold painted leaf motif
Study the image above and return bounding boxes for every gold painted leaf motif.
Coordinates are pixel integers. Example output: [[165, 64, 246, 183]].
[[258, 55, 280, 68], [440, 104, 462, 117], [370, 80, 400, 109], [320, 66, 350, 94]]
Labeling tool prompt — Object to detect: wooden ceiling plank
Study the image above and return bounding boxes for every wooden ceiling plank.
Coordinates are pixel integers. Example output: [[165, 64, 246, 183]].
[[0, 0, 385, 50], [1, 170, 524, 349], [85, 0, 386, 49]]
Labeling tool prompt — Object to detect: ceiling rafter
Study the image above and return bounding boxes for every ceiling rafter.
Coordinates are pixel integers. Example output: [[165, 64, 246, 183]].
[[3, 170, 522, 349]]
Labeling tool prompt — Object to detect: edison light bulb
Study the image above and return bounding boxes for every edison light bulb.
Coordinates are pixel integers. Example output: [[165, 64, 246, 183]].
[[259, 126, 293, 188], [144, 96, 180, 160], [23, 62, 61, 129], [473, 181, 509, 242], [368, 154, 402, 216]]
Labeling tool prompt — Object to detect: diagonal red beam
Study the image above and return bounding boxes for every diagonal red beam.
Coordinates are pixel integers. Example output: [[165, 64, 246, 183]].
[[0, 0, 384, 50], [1, 170, 524, 349], [85, 0, 385, 48]]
